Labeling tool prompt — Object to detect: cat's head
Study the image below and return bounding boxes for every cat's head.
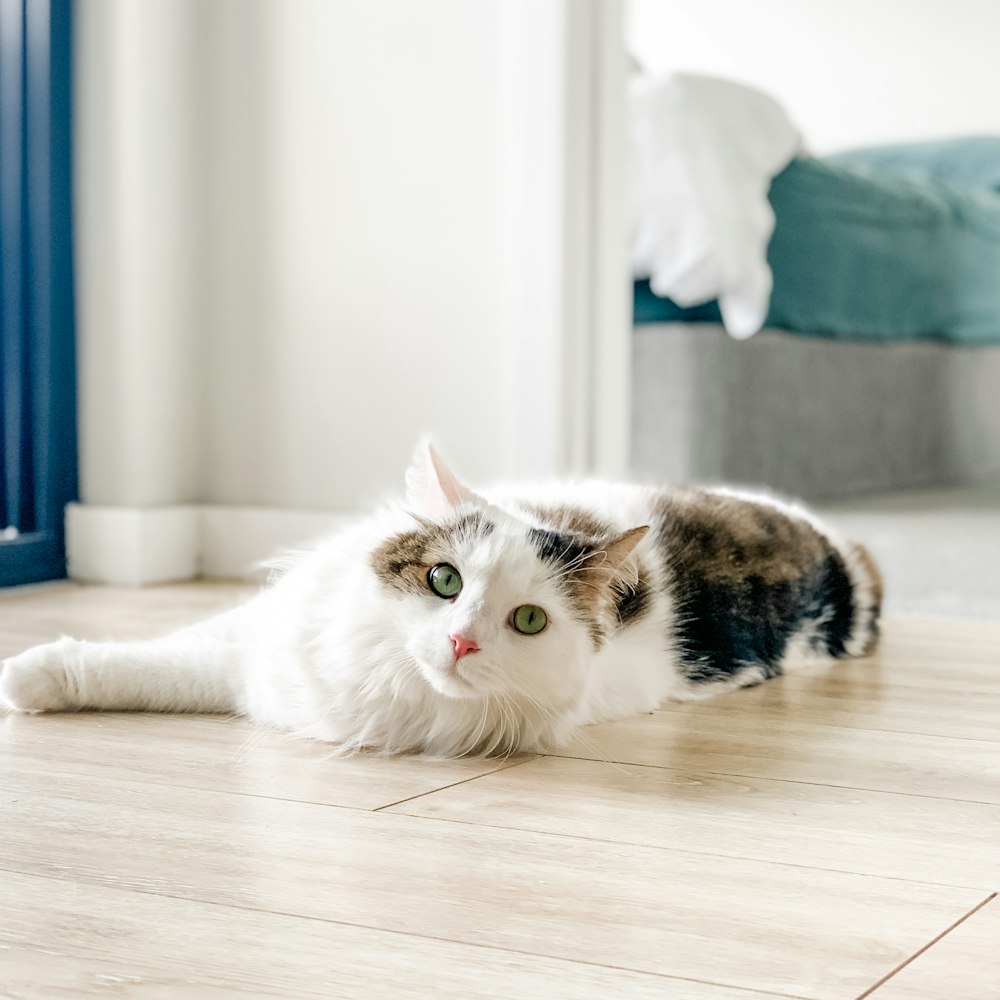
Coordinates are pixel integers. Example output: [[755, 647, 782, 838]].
[[370, 444, 648, 706]]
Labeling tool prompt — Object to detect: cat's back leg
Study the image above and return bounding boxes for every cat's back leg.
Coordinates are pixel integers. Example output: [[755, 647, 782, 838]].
[[655, 489, 882, 699]]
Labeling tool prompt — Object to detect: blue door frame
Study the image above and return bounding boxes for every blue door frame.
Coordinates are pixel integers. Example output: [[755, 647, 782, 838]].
[[0, 0, 77, 587]]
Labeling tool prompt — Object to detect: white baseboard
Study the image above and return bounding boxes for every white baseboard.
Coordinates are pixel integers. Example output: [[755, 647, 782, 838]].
[[66, 504, 348, 585], [66, 504, 201, 585]]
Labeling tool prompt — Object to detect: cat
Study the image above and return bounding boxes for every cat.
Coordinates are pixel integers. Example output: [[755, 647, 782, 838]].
[[0, 444, 882, 757]]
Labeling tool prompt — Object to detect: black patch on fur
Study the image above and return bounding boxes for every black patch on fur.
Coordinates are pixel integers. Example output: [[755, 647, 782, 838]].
[[527, 527, 592, 569], [614, 578, 651, 627], [813, 554, 855, 656], [673, 555, 857, 684], [677, 575, 791, 683]]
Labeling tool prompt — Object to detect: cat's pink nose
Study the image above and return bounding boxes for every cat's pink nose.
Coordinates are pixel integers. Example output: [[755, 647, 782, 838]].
[[450, 633, 480, 660]]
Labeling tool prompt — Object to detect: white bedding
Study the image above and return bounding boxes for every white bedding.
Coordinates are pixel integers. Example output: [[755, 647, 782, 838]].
[[629, 73, 803, 339]]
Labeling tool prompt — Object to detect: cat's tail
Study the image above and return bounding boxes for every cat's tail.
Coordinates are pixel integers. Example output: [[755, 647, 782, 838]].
[[0, 610, 247, 715], [841, 540, 883, 657]]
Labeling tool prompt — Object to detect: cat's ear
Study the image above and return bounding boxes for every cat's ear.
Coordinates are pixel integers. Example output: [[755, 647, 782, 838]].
[[597, 525, 649, 587], [405, 442, 485, 520]]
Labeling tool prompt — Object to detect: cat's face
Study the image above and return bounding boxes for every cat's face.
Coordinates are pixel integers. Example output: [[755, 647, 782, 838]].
[[368, 444, 647, 707], [371, 509, 597, 703]]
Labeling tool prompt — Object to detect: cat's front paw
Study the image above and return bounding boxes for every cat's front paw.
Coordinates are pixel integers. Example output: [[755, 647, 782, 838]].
[[0, 638, 80, 713]]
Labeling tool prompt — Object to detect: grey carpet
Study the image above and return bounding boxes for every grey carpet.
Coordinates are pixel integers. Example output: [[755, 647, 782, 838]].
[[820, 481, 1000, 623]]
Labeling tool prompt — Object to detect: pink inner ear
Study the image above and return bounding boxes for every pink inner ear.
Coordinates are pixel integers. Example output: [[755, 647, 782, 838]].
[[406, 442, 486, 518], [430, 448, 471, 506]]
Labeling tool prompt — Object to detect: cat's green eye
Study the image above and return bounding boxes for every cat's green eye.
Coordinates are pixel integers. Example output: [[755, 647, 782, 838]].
[[428, 564, 462, 599], [511, 604, 548, 636]]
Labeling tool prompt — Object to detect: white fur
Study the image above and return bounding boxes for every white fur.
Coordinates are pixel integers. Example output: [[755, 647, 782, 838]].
[[0, 450, 878, 757]]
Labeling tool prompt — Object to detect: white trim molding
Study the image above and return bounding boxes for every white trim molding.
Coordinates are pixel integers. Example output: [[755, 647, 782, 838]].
[[501, 0, 629, 479], [588, 0, 631, 478], [66, 504, 347, 586], [66, 504, 201, 586]]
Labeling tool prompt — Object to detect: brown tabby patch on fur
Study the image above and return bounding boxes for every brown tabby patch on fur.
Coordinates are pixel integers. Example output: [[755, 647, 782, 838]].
[[370, 512, 493, 596], [650, 488, 830, 588]]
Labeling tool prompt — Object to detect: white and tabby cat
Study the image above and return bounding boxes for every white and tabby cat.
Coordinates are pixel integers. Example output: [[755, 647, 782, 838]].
[[0, 445, 881, 756]]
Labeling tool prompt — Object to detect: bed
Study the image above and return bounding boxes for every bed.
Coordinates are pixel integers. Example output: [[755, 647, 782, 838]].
[[630, 80, 1000, 500]]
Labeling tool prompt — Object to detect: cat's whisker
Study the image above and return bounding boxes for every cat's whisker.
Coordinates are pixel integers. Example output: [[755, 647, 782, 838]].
[[479, 697, 501, 757], [498, 693, 520, 760], [487, 695, 513, 758], [463, 695, 492, 756], [229, 722, 272, 765], [557, 725, 631, 778], [483, 699, 504, 758]]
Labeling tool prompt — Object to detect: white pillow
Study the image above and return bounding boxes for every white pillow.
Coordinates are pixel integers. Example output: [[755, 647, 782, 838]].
[[630, 73, 803, 338]]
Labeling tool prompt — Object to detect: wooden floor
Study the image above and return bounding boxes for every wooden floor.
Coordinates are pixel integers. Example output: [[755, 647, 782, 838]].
[[1, 583, 998, 999]]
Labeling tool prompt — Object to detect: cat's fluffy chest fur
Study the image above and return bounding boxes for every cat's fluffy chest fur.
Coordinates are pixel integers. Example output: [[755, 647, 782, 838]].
[[0, 446, 881, 757]]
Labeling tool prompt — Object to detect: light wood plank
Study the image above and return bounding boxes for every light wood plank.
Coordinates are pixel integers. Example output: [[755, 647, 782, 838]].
[[390, 755, 1000, 891], [657, 666, 1000, 743], [875, 619, 1000, 679], [0, 712, 531, 811], [555, 709, 1000, 804], [837, 622, 1000, 696], [2, 871, 767, 1000], [0, 768, 983, 999], [867, 895, 1000, 998]]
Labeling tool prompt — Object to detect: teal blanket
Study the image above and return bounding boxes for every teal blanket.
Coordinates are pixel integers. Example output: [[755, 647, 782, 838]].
[[635, 139, 1000, 345]]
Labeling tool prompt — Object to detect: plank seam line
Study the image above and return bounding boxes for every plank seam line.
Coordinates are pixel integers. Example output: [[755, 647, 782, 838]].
[[854, 891, 998, 999], [371, 755, 539, 812]]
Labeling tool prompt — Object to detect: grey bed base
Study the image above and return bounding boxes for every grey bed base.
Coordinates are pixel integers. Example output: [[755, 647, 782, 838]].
[[631, 323, 1000, 502]]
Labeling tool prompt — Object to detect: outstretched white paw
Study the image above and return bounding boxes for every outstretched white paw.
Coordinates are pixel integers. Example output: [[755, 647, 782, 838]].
[[0, 638, 80, 713]]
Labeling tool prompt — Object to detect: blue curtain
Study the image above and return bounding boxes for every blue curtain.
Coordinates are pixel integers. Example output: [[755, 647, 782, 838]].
[[0, 0, 77, 587]]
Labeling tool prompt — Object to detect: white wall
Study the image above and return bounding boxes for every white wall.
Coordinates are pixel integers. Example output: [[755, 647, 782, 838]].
[[202, 1, 518, 510], [627, 0, 1000, 153], [72, 0, 628, 581]]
